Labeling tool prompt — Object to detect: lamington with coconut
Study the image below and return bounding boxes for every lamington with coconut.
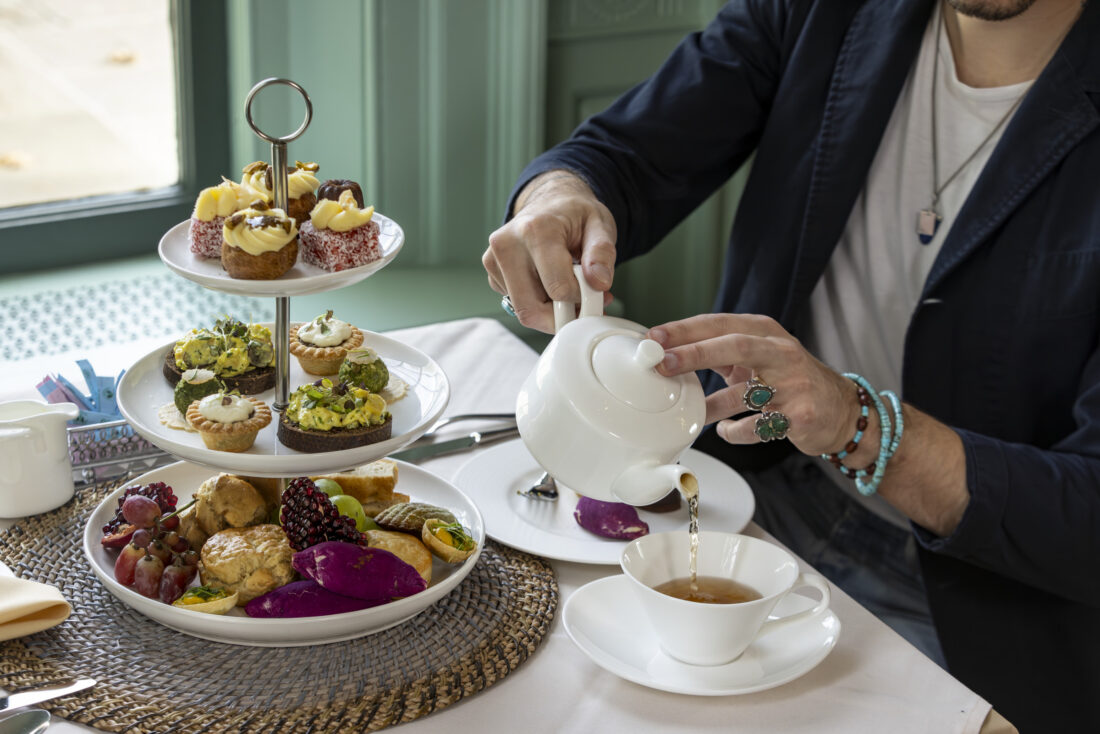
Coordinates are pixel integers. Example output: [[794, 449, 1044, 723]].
[[299, 186, 382, 272], [189, 179, 259, 258]]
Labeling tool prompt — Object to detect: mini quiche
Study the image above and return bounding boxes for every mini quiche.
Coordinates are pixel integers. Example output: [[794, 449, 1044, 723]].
[[187, 392, 272, 453], [164, 317, 275, 394], [289, 310, 364, 375], [278, 378, 391, 452]]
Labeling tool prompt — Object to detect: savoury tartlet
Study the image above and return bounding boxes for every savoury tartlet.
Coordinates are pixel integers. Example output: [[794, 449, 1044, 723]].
[[289, 310, 364, 375], [277, 379, 392, 453], [187, 392, 272, 453]]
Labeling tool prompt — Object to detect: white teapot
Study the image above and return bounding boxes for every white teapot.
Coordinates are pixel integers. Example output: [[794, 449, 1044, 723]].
[[516, 265, 706, 505]]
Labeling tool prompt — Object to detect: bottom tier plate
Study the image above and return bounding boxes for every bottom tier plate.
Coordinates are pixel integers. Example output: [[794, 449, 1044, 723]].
[[82, 460, 484, 646]]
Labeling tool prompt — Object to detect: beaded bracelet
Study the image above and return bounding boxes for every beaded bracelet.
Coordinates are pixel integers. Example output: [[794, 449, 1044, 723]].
[[854, 389, 904, 496], [826, 374, 902, 497], [823, 385, 871, 464]]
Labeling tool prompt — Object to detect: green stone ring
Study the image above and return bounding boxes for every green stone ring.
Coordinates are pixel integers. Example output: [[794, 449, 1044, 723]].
[[743, 377, 776, 411], [755, 411, 791, 442]]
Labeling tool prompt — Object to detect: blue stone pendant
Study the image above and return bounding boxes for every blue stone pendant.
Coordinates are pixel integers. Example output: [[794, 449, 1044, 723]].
[[917, 208, 942, 245]]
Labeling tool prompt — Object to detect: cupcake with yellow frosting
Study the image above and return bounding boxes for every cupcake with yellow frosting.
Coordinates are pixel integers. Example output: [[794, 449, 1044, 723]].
[[300, 189, 381, 272], [240, 160, 320, 226], [189, 178, 257, 258], [222, 201, 299, 280]]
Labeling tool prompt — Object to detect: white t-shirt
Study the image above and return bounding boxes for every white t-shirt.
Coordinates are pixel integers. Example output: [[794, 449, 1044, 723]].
[[801, 5, 1032, 527]]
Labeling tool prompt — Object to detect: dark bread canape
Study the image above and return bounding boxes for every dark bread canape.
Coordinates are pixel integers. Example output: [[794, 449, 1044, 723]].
[[162, 349, 275, 395], [277, 414, 393, 453]]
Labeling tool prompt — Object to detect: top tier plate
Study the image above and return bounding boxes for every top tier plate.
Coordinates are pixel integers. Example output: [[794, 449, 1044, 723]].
[[158, 213, 405, 297]]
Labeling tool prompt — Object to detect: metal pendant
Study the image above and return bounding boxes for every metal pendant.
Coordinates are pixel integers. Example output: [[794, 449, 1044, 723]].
[[916, 208, 942, 245]]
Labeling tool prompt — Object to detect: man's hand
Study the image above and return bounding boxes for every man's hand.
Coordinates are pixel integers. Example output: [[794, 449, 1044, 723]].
[[485, 170, 617, 333]]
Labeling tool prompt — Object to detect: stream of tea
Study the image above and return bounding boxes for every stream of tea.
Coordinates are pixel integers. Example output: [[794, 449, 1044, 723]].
[[682, 474, 700, 591]]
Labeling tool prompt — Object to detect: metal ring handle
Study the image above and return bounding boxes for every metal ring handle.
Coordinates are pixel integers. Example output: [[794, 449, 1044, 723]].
[[244, 78, 313, 144]]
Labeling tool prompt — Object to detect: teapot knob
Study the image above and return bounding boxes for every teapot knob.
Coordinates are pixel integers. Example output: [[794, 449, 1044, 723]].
[[633, 339, 665, 370]]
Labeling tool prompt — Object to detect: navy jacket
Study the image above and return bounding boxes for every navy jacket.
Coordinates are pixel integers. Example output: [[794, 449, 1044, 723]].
[[511, 0, 1100, 729]]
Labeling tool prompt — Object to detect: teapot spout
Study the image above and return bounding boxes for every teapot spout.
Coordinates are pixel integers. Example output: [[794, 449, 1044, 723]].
[[611, 464, 699, 506]]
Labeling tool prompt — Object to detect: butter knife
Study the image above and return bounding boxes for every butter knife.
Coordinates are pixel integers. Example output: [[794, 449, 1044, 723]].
[[391, 426, 519, 462], [0, 710, 50, 734], [0, 678, 95, 711]]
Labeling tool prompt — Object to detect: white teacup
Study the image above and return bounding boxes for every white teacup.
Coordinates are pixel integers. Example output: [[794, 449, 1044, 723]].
[[621, 531, 831, 666]]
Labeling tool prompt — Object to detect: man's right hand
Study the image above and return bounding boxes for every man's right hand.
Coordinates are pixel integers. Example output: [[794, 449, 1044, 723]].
[[484, 170, 617, 333]]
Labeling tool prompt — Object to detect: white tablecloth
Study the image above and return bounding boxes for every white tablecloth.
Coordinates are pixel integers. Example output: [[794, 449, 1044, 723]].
[[0, 317, 993, 733]]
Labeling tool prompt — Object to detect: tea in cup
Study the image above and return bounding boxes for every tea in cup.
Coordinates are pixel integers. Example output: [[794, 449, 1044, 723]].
[[620, 531, 831, 666]]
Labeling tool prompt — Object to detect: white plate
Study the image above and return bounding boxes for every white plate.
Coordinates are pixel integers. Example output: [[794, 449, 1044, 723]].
[[563, 575, 840, 695], [159, 214, 405, 297], [453, 440, 754, 565], [83, 460, 483, 646], [117, 328, 449, 477]]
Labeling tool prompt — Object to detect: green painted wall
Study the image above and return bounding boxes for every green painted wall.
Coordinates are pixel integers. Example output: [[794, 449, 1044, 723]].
[[225, 0, 744, 329]]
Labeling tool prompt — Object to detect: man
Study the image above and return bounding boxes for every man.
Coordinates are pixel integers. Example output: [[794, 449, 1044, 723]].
[[484, 0, 1100, 730]]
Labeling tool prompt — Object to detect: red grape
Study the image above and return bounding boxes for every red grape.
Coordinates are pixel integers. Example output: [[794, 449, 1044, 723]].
[[121, 496, 161, 528], [131, 528, 152, 549], [133, 553, 165, 598], [159, 560, 196, 604], [146, 538, 172, 562], [113, 543, 144, 586]]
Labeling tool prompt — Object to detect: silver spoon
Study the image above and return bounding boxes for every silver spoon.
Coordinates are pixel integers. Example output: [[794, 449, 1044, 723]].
[[519, 471, 559, 501]]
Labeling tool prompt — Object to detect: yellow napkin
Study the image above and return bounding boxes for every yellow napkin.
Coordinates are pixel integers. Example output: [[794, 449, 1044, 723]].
[[0, 576, 72, 641]]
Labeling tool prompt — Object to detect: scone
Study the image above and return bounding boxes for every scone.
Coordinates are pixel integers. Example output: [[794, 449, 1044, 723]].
[[277, 379, 392, 453], [199, 524, 295, 605], [222, 200, 299, 280], [240, 160, 319, 226], [288, 310, 364, 375], [187, 392, 272, 452], [188, 178, 256, 258], [299, 189, 382, 272], [194, 473, 269, 536]]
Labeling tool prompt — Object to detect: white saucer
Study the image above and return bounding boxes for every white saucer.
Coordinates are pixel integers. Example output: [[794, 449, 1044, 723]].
[[454, 439, 754, 565], [562, 575, 840, 695]]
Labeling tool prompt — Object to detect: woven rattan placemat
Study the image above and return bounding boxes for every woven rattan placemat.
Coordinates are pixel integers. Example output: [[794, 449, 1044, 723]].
[[0, 480, 558, 733]]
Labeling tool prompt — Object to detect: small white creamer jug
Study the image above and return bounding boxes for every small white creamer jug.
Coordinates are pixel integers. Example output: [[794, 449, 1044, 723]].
[[516, 265, 706, 505], [0, 400, 79, 517]]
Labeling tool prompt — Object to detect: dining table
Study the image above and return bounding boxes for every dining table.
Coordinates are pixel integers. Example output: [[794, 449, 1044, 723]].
[[0, 315, 1016, 734]]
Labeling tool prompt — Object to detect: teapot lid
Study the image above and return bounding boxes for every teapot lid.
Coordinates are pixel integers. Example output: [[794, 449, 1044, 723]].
[[590, 334, 681, 413]]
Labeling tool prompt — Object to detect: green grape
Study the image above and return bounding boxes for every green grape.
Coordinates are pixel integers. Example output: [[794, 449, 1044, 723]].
[[313, 478, 343, 498], [330, 494, 371, 532]]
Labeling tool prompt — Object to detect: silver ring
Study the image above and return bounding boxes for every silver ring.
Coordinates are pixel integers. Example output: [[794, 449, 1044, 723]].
[[501, 295, 516, 317]]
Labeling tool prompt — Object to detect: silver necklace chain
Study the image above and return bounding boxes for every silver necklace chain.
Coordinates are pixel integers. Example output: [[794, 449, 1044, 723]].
[[929, 14, 1026, 208], [917, 11, 1027, 243]]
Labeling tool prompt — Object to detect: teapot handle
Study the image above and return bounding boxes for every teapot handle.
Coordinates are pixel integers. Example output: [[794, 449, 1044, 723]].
[[553, 264, 604, 333]]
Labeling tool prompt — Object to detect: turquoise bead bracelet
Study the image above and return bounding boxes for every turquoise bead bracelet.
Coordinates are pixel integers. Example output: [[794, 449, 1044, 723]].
[[830, 374, 901, 497]]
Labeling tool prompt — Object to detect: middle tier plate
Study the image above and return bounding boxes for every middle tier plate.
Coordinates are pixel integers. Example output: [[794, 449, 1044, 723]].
[[117, 330, 449, 476]]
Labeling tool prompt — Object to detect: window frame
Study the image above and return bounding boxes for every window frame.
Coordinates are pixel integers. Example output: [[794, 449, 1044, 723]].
[[0, 0, 229, 275]]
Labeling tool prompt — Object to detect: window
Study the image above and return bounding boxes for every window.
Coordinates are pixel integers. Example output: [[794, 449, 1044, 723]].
[[0, 0, 228, 274]]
